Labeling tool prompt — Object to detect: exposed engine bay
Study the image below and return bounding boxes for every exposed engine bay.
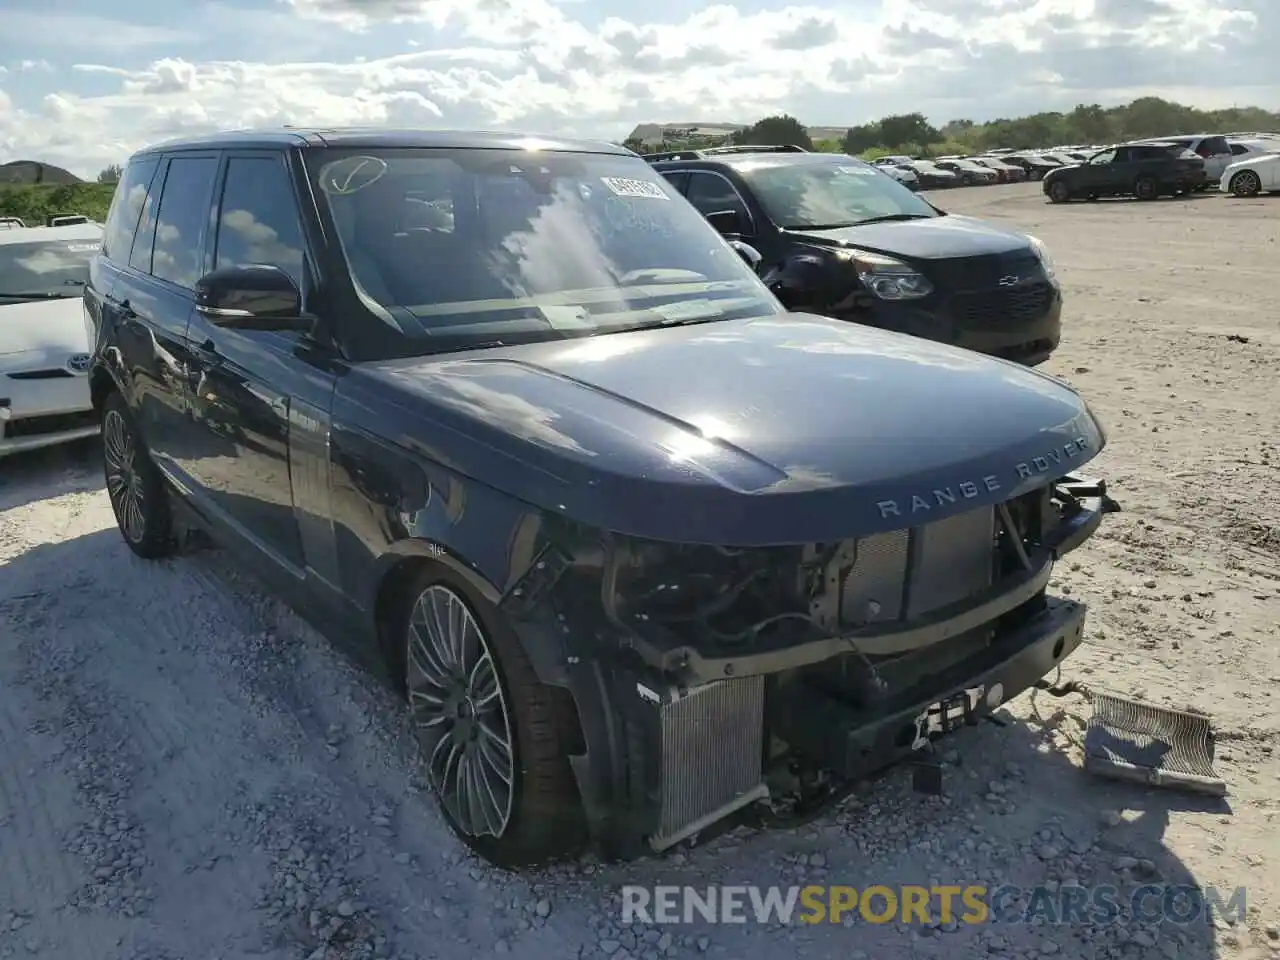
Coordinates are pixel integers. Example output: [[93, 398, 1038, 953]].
[[507, 474, 1118, 855]]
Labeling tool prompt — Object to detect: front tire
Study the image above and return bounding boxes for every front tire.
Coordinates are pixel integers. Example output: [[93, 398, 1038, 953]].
[[1047, 180, 1071, 203], [398, 568, 584, 867], [1229, 170, 1262, 198], [101, 391, 175, 559]]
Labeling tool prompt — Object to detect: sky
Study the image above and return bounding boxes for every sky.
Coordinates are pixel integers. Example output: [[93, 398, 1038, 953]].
[[0, 0, 1276, 179]]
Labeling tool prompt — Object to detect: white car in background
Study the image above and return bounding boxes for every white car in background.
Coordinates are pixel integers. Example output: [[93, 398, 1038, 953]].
[[1220, 151, 1280, 197], [879, 164, 920, 189], [1134, 135, 1234, 188], [0, 221, 103, 457]]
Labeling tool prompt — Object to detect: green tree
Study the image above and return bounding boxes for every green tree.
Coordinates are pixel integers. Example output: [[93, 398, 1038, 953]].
[[0, 183, 116, 223], [878, 113, 940, 150], [733, 115, 813, 150], [97, 164, 123, 184], [840, 123, 883, 155]]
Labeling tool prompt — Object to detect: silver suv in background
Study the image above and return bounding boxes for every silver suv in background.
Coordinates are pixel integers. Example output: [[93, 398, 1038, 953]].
[[1135, 135, 1232, 188]]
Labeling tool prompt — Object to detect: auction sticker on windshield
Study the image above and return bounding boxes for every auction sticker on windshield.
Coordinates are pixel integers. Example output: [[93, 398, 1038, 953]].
[[601, 177, 670, 200], [836, 165, 878, 176]]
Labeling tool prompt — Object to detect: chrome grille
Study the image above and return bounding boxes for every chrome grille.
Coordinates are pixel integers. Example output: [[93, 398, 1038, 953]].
[[840, 505, 996, 627], [649, 676, 768, 850]]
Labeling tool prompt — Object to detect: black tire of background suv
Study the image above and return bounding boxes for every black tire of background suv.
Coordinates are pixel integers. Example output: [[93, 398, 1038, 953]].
[[102, 390, 176, 560], [392, 565, 587, 868], [1047, 181, 1071, 203], [1133, 176, 1159, 201]]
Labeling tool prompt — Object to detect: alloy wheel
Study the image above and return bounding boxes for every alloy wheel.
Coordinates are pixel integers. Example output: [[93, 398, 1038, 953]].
[[1231, 171, 1261, 197], [406, 584, 515, 838], [103, 409, 146, 543]]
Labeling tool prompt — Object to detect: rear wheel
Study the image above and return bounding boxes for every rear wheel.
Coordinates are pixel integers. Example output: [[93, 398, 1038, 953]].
[[1134, 176, 1159, 201], [101, 391, 175, 559], [397, 568, 584, 867], [1047, 180, 1071, 203], [1229, 170, 1262, 198]]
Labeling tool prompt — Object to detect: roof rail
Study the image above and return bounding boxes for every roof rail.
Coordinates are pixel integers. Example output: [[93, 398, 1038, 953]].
[[0, 216, 26, 229], [642, 143, 810, 163], [641, 150, 706, 162], [701, 144, 807, 155]]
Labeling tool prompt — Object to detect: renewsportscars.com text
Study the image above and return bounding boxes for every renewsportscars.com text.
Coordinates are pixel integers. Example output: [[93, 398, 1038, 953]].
[[620, 884, 1246, 926]]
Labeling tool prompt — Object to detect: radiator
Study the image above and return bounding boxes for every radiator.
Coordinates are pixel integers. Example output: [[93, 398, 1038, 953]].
[[841, 505, 996, 626], [644, 676, 769, 851]]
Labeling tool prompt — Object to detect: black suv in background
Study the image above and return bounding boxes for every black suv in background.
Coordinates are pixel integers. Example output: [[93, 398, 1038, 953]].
[[1041, 142, 1206, 202], [646, 146, 1062, 364]]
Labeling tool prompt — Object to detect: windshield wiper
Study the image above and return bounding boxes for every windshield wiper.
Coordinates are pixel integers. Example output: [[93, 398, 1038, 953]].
[[852, 214, 935, 225], [613, 315, 728, 334], [785, 221, 860, 230]]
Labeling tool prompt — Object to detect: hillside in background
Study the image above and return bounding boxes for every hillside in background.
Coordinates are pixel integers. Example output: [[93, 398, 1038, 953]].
[[0, 183, 115, 224], [0, 160, 83, 185], [627, 97, 1280, 156]]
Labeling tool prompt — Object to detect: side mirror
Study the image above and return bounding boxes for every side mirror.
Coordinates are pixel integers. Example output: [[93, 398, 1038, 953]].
[[194, 265, 307, 331], [705, 208, 744, 237], [728, 239, 763, 273]]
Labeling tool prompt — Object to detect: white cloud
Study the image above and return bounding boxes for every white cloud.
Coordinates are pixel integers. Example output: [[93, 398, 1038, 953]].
[[0, 0, 1274, 179]]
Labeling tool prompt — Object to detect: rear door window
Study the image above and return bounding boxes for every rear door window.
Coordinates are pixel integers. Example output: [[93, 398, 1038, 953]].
[[101, 157, 160, 262], [1199, 136, 1230, 156], [150, 156, 220, 289]]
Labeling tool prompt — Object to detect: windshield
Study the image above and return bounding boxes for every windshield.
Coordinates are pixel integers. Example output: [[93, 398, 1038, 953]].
[[736, 159, 937, 230], [0, 237, 98, 302], [307, 147, 781, 359]]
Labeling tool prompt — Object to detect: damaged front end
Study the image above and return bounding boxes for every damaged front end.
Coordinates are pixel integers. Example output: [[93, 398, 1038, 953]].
[[502, 474, 1118, 857]]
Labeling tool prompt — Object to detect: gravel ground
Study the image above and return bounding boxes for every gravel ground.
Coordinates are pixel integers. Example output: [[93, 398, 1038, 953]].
[[1, 182, 1278, 960]]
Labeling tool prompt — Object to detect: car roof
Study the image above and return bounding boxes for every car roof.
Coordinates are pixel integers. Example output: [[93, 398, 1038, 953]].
[[129, 127, 632, 160], [0, 222, 104, 247]]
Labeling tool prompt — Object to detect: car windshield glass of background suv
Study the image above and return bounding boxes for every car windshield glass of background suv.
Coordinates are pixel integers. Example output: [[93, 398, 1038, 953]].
[[736, 160, 937, 230], [307, 148, 781, 356], [0, 238, 98, 303]]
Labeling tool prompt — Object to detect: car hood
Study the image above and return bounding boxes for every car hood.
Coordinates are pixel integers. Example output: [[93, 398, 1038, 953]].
[[784, 214, 1033, 260], [348, 314, 1104, 545], [1226, 154, 1280, 174], [0, 297, 89, 364]]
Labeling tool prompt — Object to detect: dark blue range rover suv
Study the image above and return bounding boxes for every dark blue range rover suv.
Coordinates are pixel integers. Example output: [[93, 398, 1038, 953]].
[[85, 128, 1116, 867]]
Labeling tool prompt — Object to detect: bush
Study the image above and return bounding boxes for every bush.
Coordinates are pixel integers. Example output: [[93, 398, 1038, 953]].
[[0, 183, 116, 225]]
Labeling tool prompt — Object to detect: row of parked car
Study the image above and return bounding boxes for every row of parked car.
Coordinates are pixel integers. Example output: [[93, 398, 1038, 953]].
[[3, 127, 1116, 870], [870, 131, 1280, 195]]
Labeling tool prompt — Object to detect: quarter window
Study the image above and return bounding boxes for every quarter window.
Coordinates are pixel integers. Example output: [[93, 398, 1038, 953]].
[[214, 157, 307, 289], [151, 157, 219, 289], [129, 172, 161, 273], [101, 157, 158, 262]]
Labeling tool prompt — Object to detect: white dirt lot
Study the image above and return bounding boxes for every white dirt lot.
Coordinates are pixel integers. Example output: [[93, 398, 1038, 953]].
[[1, 182, 1278, 960]]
